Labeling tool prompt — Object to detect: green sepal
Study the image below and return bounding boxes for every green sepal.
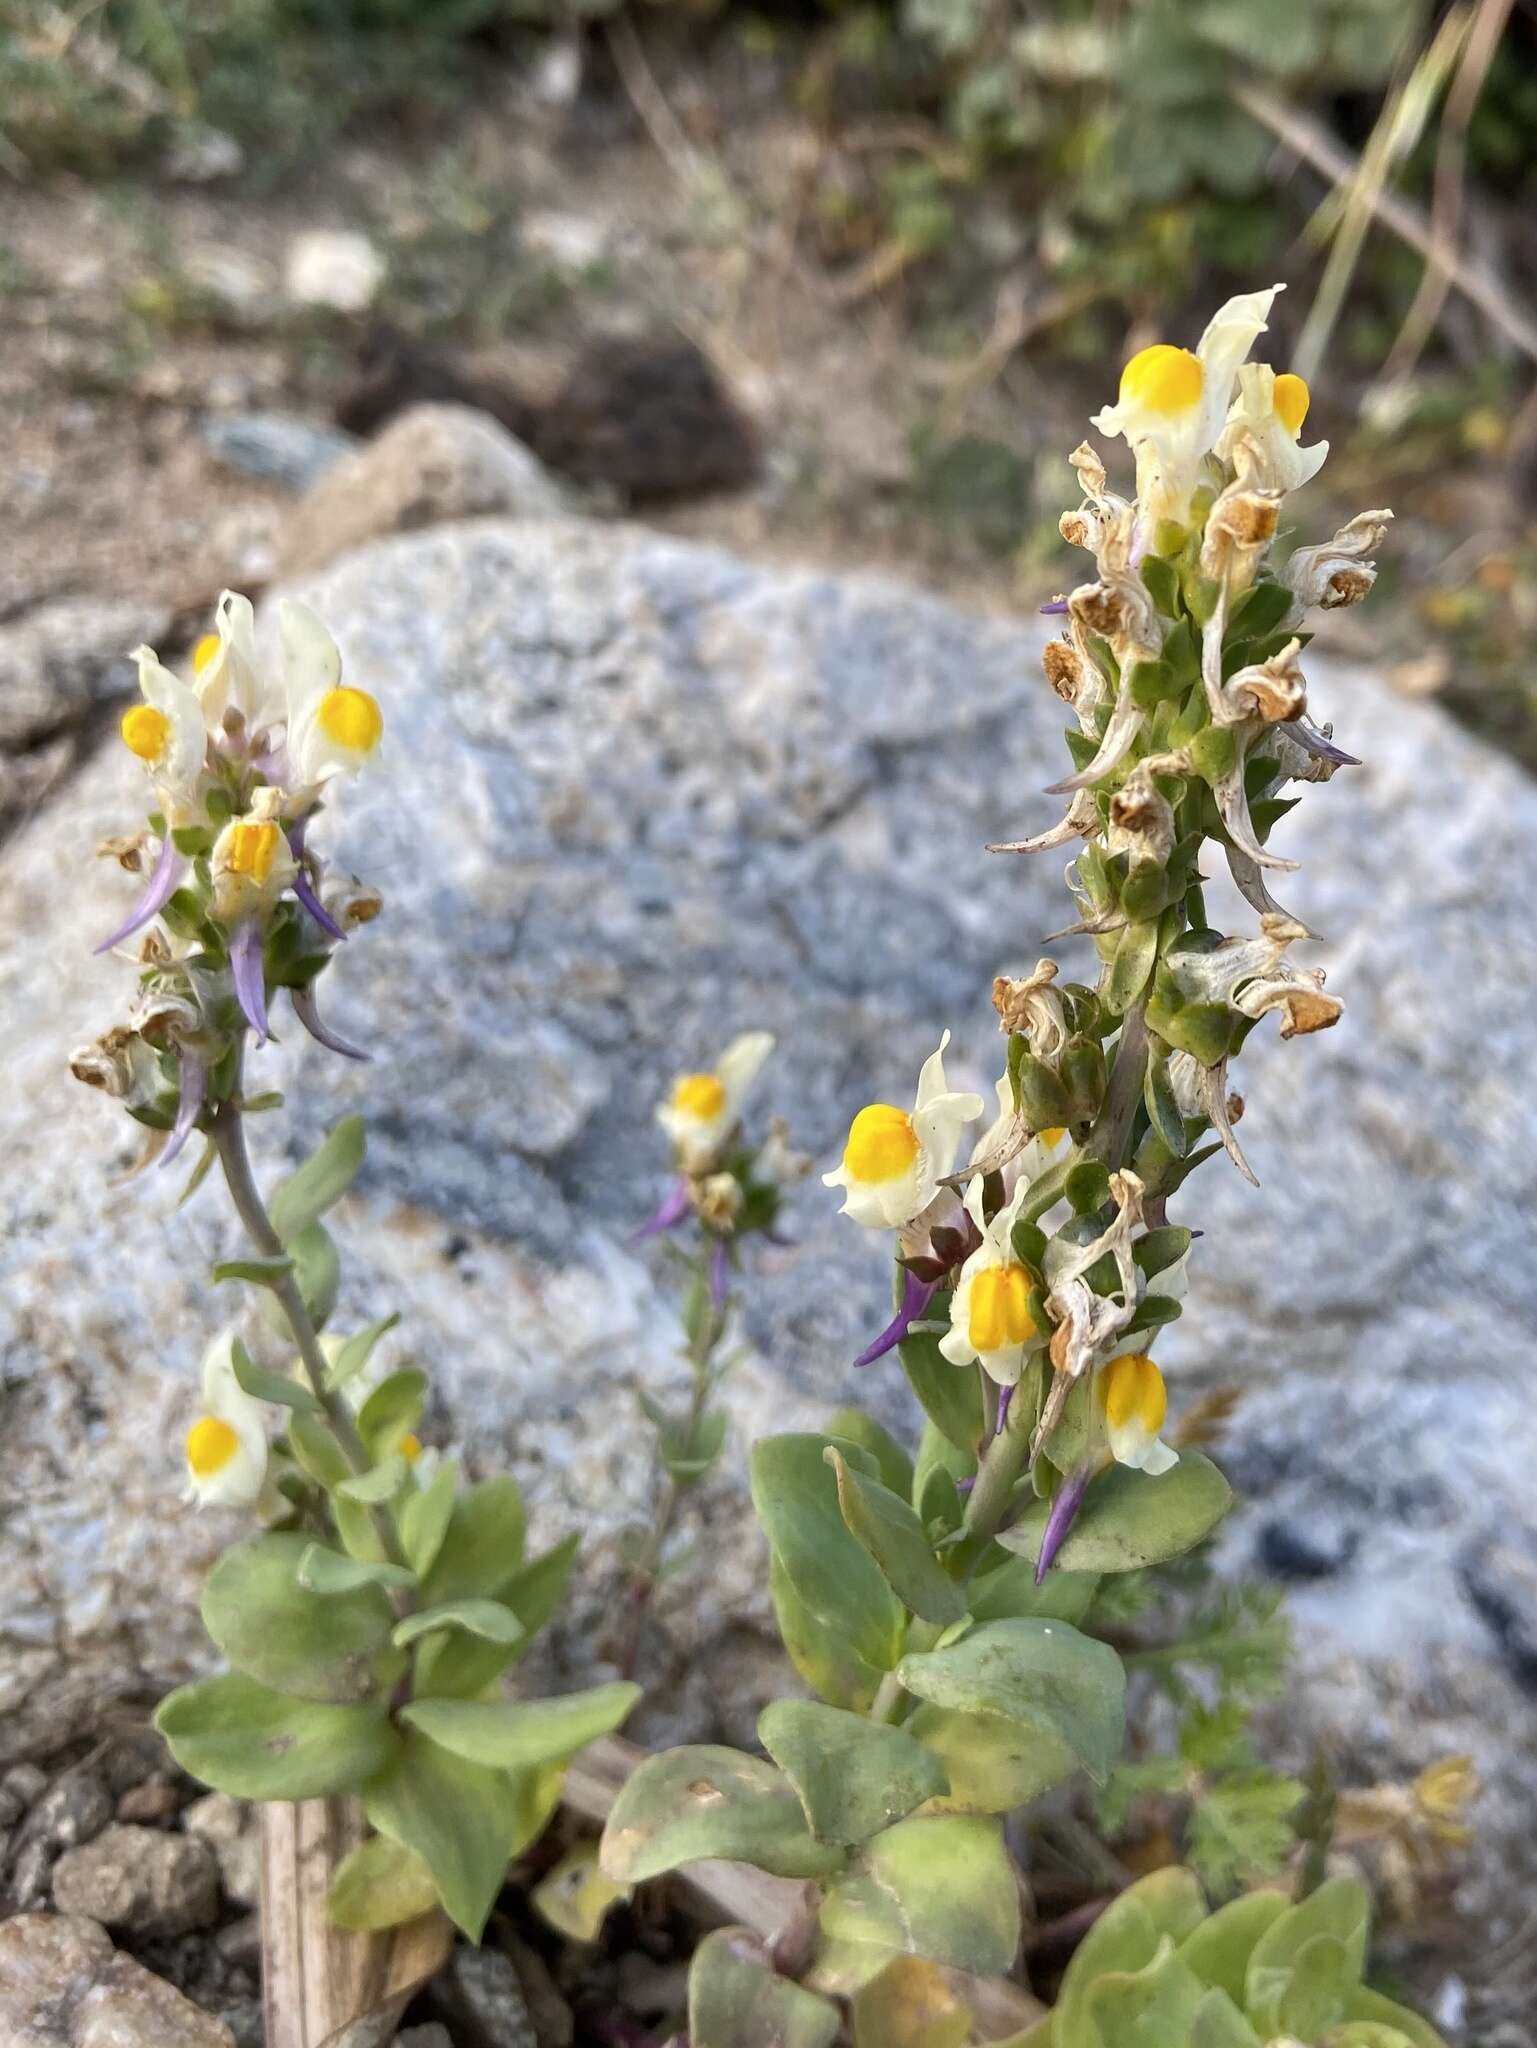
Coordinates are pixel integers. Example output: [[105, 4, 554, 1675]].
[[155, 1672, 397, 1801], [402, 1683, 640, 1771], [201, 1531, 399, 1703], [896, 1616, 1125, 1783], [827, 1448, 967, 1627], [1189, 725, 1237, 785], [998, 1453, 1232, 1574], [599, 1745, 847, 1885], [1065, 1160, 1112, 1216], [1014, 1052, 1072, 1129], [326, 1832, 440, 1933], [1140, 555, 1181, 618], [267, 1114, 365, 1243], [758, 1699, 948, 1846], [1135, 1224, 1192, 1278], [362, 1727, 516, 1941], [1143, 1049, 1188, 1159], [1102, 917, 1159, 1017], [818, 1814, 1020, 1977]]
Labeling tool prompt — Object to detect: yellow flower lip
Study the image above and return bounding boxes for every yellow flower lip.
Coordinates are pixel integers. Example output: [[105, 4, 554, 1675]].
[[225, 819, 281, 882], [400, 1433, 423, 1464], [187, 1415, 239, 1477], [317, 685, 383, 754], [1273, 371, 1310, 435], [1101, 1353, 1167, 1434], [968, 1263, 1035, 1354], [192, 633, 222, 677], [843, 1103, 919, 1184], [673, 1072, 726, 1121], [1120, 344, 1203, 416], [121, 704, 169, 762]]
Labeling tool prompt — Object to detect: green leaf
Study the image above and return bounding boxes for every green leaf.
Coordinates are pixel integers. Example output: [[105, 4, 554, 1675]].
[[1246, 1875, 1369, 2035], [327, 1832, 440, 1932], [688, 1928, 840, 2048], [338, 1454, 409, 1505], [392, 1598, 524, 1650], [849, 1954, 973, 2048], [769, 1550, 884, 1712], [825, 1406, 915, 1501], [896, 1617, 1125, 1783], [1345, 1987, 1448, 2048], [1085, 1935, 1209, 2046], [357, 1370, 427, 1461], [399, 1458, 458, 1578], [1178, 1888, 1288, 2004], [212, 1254, 293, 1287], [296, 1544, 415, 1597], [416, 1529, 577, 1702], [201, 1532, 398, 1703], [155, 1673, 397, 1800], [419, 1476, 526, 1607], [905, 1703, 1078, 1815], [403, 1683, 641, 1770], [997, 1453, 1232, 1573], [325, 1314, 401, 1392], [287, 1410, 351, 1491], [751, 1436, 905, 1673], [286, 1221, 340, 1326], [827, 1449, 967, 1627], [268, 1114, 365, 1242], [363, 1726, 516, 1941], [229, 1335, 320, 1414], [1190, 1989, 1264, 2048], [758, 1700, 948, 1846], [969, 1553, 1100, 1626], [600, 1745, 847, 1885], [899, 1327, 984, 1459], [1056, 1869, 1208, 2045], [818, 1814, 1020, 1976]]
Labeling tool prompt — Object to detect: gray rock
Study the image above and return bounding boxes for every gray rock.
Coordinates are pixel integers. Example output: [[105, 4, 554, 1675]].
[[393, 2030, 454, 2048], [0, 1912, 234, 2046], [2, 519, 1537, 1955], [277, 404, 569, 577], [199, 412, 358, 493], [23, 1769, 113, 1856], [51, 1823, 220, 1937], [182, 1792, 258, 1909], [425, 1947, 536, 2048], [0, 598, 171, 751]]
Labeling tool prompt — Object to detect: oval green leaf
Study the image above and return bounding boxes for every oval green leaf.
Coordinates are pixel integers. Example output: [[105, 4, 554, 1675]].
[[757, 1699, 948, 1846], [997, 1453, 1232, 1574], [600, 1744, 846, 1886], [403, 1682, 641, 1770], [155, 1672, 397, 1800], [201, 1531, 397, 1702], [896, 1617, 1126, 1783]]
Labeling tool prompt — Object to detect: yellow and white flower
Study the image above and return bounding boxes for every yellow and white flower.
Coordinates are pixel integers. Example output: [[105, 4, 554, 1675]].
[[824, 1031, 984, 1230], [121, 649, 209, 826], [939, 1175, 1044, 1387], [211, 789, 298, 926], [190, 590, 272, 736], [1090, 285, 1282, 533], [1095, 1352, 1178, 1474], [658, 1031, 776, 1173], [1216, 363, 1328, 497], [281, 600, 384, 790], [185, 1330, 268, 1508]]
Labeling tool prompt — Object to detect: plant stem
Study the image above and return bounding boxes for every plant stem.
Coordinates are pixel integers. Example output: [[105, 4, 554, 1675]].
[[210, 1044, 409, 1576]]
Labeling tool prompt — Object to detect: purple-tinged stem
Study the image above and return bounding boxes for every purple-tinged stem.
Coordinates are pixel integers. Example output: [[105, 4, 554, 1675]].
[[853, 1269, 938, 1370], [229, 921, 269, 1043], [160, 1049, 207, 1168], [632, 1178, 691, 1245], [1035, 1462, 1093, 1585], [995, 1381, 1014, 1436], [290, 982, 369, 1061], [93, 837, 185, 955]]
